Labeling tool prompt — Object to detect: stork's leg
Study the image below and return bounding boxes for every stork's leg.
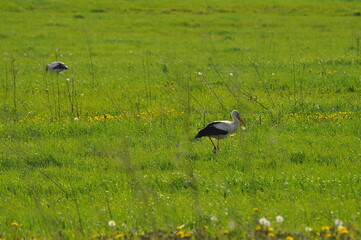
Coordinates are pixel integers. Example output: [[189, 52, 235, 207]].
[[208, 137, 217, 150], [217, 140, 220, 150]]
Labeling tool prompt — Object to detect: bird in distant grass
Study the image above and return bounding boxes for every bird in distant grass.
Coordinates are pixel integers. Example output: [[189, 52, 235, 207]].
[[46, 61, 68, 73], [195, 110, 246, 151]]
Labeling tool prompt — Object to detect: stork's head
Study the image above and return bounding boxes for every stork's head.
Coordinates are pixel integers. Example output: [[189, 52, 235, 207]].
[[231, 110, 246, 127]]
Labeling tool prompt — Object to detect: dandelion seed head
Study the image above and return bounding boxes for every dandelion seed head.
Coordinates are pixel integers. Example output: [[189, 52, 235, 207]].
[[229, 72, 234, 76], [211, 215, 218, 222], [108, 220, 116, 227], [276, 215, 284, 223], [198, 72, 203, 75], [335, 219, 343, 226], [259, 217, 270, 227]]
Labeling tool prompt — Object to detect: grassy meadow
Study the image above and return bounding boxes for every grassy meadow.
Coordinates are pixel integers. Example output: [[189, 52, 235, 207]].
[[0, 0, 360, 239]]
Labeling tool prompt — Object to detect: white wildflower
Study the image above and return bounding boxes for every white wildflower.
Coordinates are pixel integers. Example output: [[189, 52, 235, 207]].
[[259, 217, 270, 227], [229, 72, 234, 76], [334, 219, 343, 226], [276, 215, 284, 223], [198, 72, 203, 75], [305, 227, 312, 232], [74, 117, 79, 121], [108, 220, 116, 227], [211, 215, 218, 222]]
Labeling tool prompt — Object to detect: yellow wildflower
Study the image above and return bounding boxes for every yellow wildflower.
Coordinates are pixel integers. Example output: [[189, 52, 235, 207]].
[[175, 231, 185, 238], [253, 208, 259, 212], [11, 222, 19, 227], [285, 237, 294, 240], [268, 232, 275, 237], [223, 230, 229, 234], [176, 224, 185, 230], [116, 233, 125, 238], [337, 227, 349, 234], [183, 233, 192, 238], [322, 226, 330, 231], [255, 226, 262, 231], [203, 225, 209, 229]]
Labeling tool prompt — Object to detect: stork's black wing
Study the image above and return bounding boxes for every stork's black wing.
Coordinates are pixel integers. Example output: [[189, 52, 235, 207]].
[[195, 122, 228, 138], [53, 62, 68, 70]]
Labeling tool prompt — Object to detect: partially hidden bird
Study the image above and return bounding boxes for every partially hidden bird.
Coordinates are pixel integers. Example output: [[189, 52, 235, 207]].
[[46, 61, 68, 73], [195, 110, 246, 151]]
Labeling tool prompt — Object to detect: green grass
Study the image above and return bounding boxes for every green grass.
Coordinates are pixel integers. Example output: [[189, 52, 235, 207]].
[[0, 0, 360, 239]]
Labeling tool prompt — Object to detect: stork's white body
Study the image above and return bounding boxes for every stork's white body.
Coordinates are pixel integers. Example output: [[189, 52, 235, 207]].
[[207, 120, 239, 139], [195, 110, 246, 150]]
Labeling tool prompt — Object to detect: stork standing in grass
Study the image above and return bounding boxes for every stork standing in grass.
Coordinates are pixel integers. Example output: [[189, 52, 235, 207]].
[[46, 61, 68, 73], [195, 110, 246, 151]]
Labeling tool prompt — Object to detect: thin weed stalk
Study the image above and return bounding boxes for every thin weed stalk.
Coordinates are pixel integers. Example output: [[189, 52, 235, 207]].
[[56, 73, 61, 120], [200, 74, 226, 111], [65, 77, 74, 116], [212, 64, 241, 104], [43, 57, 54, 120], [1, 140, 85, 235], [117, 140, 156, 230], [141, 52, 152, 107], [318, 58, 357, 109], [82, 26, 127, 119], [252, 61, 275, 109], [11, 56, 18, 122], [83, 25, 96, 87], [3, 57, 10, 106]]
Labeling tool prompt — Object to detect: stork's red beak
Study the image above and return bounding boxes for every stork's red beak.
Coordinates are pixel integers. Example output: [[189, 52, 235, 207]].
[[238, 116, 246, 127]]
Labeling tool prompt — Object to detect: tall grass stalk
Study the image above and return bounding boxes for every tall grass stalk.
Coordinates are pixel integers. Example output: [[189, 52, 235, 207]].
[[200, 74, 226, 111], [43, 57, 54, 120], [10, 56, 18, 121], [252, 61, 275, 109], [1, 140, 85, 235], [83, 25, 96, 87], [142, 52, 152, 107]]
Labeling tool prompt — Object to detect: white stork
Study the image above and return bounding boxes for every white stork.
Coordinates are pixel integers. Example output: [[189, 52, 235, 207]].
[[195, 110, 246, 150], [46, 61, 68, 73]]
